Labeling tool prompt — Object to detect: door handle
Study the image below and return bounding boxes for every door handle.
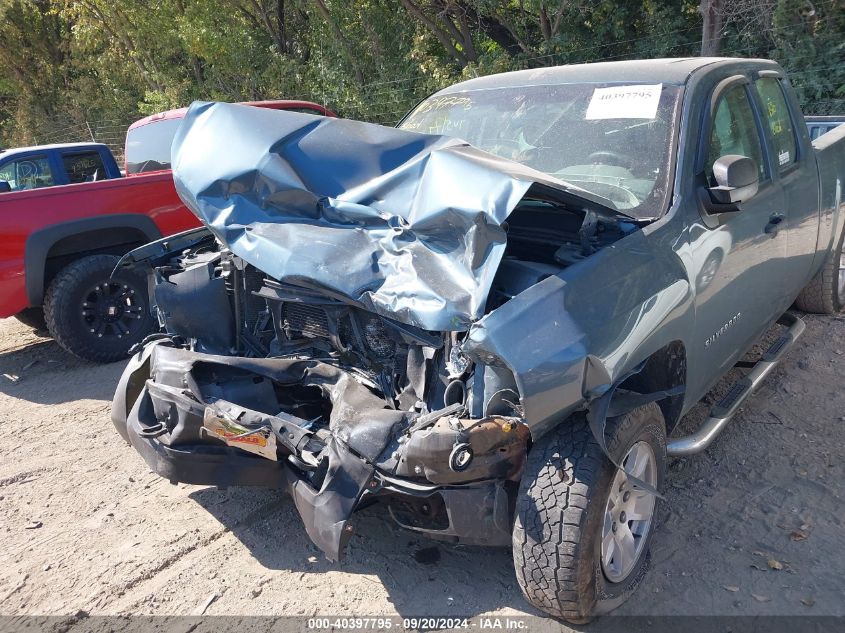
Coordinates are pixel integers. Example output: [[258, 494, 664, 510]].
[[764, 213, 785, 237]]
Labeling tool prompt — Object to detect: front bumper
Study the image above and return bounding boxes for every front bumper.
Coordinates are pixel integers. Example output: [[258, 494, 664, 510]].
[[111, 342, 527, 560]]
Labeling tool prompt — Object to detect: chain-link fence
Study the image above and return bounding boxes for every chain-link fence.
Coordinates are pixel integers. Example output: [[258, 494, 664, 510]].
[[804, 98, 845, 116], [28, 116, 140, 164]]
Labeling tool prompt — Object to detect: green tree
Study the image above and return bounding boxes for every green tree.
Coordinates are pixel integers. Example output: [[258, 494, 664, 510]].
[[1, 0, 844, 149]]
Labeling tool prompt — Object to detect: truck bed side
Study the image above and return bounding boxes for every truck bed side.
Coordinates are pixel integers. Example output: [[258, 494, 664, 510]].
[[0, 172, 198, 318], [811, 123, 845, 268]]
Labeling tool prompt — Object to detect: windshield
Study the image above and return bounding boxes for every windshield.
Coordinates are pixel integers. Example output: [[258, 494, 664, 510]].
[[125, 118, 183, 174], [399, 83, 682, 218]]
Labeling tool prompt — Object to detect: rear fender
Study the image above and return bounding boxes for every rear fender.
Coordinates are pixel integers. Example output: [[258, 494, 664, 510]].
[[24, 214, 161, 305]]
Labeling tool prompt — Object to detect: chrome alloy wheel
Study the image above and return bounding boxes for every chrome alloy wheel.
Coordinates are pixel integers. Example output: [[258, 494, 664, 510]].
[[600, 441, 657, 583], [838, 250, 845, 303]]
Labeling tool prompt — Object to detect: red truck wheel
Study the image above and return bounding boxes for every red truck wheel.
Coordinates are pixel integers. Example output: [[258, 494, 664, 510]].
[[43, 255, 156, 363]]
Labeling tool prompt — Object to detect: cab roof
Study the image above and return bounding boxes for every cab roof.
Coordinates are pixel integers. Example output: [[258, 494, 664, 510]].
[[438, 57, 780, 94], [0, 142, 108, 160]]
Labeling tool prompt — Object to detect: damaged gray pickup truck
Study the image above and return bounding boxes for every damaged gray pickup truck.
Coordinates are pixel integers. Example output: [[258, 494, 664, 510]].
[[111, 58, 845, 621]]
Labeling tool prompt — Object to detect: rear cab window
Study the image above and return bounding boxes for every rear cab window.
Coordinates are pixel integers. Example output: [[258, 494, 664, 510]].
[[126, 105, 330, 176], [754, 77, 798, 171], [61, 150, 107, 183], [125, 118, 183, 174], [0, 155, 55, 191]]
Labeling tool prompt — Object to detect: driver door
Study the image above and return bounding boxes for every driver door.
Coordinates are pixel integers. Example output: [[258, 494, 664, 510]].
[[688, 79, 789, 397]]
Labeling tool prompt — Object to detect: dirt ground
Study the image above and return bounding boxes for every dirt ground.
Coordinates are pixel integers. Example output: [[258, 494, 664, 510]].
[[1, 313, 843, 624]]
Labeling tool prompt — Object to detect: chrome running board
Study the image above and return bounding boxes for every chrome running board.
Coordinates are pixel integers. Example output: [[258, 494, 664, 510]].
[[667, 312, 806, 457]]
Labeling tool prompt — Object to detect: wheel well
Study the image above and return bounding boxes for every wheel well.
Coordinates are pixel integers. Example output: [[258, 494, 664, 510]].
[[25, 215, 162, 306], [43, 228, 147, 297], [618, 340, 686, 432]]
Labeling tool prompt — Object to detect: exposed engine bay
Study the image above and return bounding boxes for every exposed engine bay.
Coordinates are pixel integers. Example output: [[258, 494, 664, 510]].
[[111, 102, 638, 560]]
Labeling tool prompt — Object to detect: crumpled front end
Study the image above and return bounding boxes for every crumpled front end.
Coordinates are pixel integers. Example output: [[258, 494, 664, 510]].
[[111, 241, 530, 560], [112, 104, 639, 559]]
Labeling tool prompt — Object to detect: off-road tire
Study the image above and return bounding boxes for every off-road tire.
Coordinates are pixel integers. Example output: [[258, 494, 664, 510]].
[[795, 226, 844, 314], [512, 403, 666, 622], [43, 255, 155, 363], [14, 307, 47, 331]]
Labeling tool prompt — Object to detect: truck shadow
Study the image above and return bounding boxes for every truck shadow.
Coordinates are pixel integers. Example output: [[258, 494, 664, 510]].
[[0, 323, 124, 404], [189, 485, 544, 619]]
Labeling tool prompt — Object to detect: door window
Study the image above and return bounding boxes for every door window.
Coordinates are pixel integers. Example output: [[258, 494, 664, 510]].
[[0, 155, 55, 191], [62, 150, 107, 183], [707, 86, 767, 183], [755, 78, 797, 170]]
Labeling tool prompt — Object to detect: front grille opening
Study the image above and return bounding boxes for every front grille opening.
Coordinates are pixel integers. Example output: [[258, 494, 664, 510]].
[[193, 362, 333, 426]]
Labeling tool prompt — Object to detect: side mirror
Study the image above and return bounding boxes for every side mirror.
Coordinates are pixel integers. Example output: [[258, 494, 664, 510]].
[[708, 154, 759, 205], [0, 181, 11, 193]]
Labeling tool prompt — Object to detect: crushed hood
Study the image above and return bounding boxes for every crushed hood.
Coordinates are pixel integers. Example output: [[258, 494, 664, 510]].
[[172, 102, 615, 331]]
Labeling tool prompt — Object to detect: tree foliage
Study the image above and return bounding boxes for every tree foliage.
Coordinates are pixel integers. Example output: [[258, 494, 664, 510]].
[[0, 0, 843, 147]]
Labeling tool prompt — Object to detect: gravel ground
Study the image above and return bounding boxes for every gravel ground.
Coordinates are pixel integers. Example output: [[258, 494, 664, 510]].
[[0, 314, 843, 624]]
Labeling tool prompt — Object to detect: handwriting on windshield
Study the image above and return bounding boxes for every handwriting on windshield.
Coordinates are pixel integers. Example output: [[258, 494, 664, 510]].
[[415, 95, 472, 114], [404, 95, 473, 130]]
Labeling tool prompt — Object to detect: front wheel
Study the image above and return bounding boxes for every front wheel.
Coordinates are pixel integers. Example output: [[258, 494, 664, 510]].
[[512, 403, 666, 622], [43, 254, 155, 363]]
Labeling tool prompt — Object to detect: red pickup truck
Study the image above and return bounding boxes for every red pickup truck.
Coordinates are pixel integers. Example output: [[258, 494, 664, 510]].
[[0, 100, 334, 362]]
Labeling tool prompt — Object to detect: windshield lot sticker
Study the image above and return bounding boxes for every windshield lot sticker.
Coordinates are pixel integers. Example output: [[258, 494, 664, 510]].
[[586, 84, 662, 120], [779, 150, 790, 165]]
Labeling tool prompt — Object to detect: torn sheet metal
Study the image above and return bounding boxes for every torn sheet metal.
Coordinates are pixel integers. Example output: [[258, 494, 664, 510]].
[[171, 102, 613, 332], [112, 341, 529, 559]]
